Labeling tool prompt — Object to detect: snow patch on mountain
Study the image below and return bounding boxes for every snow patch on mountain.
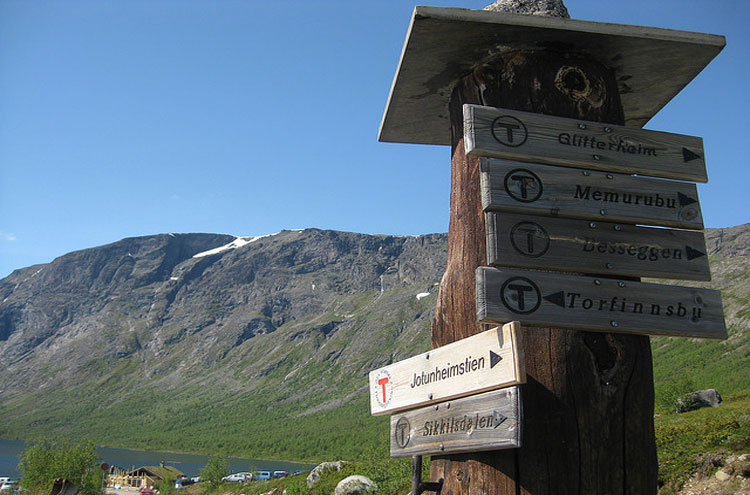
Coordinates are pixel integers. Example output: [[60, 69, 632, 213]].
[[193, 234, 276, 258]]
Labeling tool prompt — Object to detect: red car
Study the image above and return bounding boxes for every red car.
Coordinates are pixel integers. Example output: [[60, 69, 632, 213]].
[[139, 488, 154, 495]]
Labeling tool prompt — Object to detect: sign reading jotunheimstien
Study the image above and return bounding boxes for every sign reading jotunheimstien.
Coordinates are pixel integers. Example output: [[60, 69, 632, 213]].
[[465, 104, 708, 182], [390, 387, 521, 457], [369, 322, 525, 416], [480, 159, 704, 230], [486, 211, 710, 281], [476, 267, 726, 339]]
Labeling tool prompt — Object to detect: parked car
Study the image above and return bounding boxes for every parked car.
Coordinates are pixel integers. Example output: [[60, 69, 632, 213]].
[[254, 471, 271, 481], [0, 481, 17, 492], [272, 471, 288, 479], [222, 472, 253, 482], [139, 488, 154, 495]]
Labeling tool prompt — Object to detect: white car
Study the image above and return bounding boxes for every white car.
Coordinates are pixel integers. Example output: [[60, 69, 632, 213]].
[[222, 472, 253, 482], [0, 481, 17, 492]]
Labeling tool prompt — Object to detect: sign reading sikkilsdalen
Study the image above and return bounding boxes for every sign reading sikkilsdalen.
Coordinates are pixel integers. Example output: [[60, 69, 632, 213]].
[[369, 322, 525, 416], [465, 104, 707, 182], [390, 387, 521, 457]]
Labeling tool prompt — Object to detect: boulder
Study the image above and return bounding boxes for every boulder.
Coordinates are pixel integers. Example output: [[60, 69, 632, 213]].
[[306, 461, 348, 488], [334, 475, 378, 495], [483, 0, 570, 18], [715, 469, 732, 482], [676, 389, 722, 413]]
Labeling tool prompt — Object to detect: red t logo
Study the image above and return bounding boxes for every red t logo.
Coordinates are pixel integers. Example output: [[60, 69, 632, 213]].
[[378, 377, 389, 403]]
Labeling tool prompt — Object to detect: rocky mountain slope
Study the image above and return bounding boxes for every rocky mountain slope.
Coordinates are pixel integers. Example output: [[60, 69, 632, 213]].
[[0, 225, 747, 460], [0, 229, 447, 458]]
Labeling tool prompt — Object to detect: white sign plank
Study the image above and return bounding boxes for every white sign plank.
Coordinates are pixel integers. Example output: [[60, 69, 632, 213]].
[[369, 322, 525, 416], [465, 104, 708, 182], [476, 267, 727, 339], [486, 211, 711, 281], [390, 387, 521, 457], [480, 159, 704, 230]]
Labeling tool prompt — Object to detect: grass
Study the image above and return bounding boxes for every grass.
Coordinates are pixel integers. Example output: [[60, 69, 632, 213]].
[[181, 446, 422, 495], [655, 396, 750, 493]]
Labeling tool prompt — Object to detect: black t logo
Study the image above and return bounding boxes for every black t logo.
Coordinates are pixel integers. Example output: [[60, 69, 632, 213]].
[[510, 222, 550, 258], [491, 115, 528, 147], [504, 169, 543, 203], [500, 276, 542, 314], [394, 417, 410, 448]]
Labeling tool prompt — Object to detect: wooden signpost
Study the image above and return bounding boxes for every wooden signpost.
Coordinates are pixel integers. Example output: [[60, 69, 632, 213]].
[[476, 266, 727, 339], [369, 322, 525, 416], [390, 387, 521, 457], [464, 104, 708, 181], [486, 211, 710, 280], [376, 5, 726, 494], [480, 159, 704, 230]]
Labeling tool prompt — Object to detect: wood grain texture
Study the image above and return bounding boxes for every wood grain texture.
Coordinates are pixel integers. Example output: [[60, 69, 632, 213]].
[[389, 387, 522, 457], [486, 211, 710, 280], [465, 104, 707, 182], [430, 47, 659, 495], [369, 322, 525, 416], [378, 6, 724, 145], [480, 159, 704, 229], [476, 266, 726, 339]]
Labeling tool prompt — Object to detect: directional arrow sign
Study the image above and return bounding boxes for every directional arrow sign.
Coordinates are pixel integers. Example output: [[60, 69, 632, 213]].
[[480, 159, 704, 230], [486, 211, 711, 280], [465, 104, 708, 182], [390, 387, 521, 457], [369, 322, 525, 416], [476, 267, 727, 339]]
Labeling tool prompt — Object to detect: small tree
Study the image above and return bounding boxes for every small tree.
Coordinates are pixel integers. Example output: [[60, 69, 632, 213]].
[[158, 475, 175, 495], [198, 456, 228, 492], [18, 439, 102, 495]]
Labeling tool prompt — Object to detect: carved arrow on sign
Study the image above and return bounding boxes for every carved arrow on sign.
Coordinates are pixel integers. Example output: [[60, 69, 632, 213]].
[[683, 147, 702, 163], [493, 410, 508, 429], [686, 245, 707, 260], [489, 350, 503, 368], [544, 291, 566, 308], [678, 192, 698, 206]]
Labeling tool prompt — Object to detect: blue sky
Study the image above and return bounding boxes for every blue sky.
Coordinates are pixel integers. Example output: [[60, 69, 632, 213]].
[[1, 0, 747, 278]]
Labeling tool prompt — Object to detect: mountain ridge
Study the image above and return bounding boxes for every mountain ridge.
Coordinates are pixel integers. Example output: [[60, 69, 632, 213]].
[[0, 225, 747, 460]]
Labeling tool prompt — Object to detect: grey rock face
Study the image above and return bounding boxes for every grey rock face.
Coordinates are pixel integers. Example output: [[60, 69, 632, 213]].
[[484, 0, 570, 18], [676, 389, 723, 413], [334, 475, 378, 495]]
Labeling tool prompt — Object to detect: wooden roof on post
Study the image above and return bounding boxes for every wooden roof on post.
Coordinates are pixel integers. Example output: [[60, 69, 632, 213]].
[[378, 6, 725, 145]]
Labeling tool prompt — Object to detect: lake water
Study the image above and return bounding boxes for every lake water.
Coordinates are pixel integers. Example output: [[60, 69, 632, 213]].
[[0, 439, 313, 479]]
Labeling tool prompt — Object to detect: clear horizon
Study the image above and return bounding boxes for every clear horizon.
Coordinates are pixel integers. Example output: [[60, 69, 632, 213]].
[[1, 0, 747, 278]]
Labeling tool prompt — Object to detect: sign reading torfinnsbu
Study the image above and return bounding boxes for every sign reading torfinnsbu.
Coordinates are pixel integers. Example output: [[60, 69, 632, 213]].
[[476, 267, 727, 339], [389, 387, 521, 457], [486, 211, 710, 281], [480, 159, 704, 230], [369, 322, 525, 416], [465, 104, 707, 182]]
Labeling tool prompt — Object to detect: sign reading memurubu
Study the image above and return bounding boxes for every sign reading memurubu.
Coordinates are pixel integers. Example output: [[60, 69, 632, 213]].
[[486, 211, 710, 281], [465, 104, 708, 182], [476, 267, 726, 339], [369, 322, 525, 416], [480, 159, 704, 230], [390, 387, 521, 457]]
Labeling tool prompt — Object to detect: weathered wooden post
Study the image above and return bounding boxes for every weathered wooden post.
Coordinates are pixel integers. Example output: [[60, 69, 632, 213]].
[[431, 8, 656, 492], [377, 2, 725, 494]]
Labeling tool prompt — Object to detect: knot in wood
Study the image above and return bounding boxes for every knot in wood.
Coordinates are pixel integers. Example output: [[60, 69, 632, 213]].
[[554, 65, 606, 111], [583, 332, 620, 376]]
